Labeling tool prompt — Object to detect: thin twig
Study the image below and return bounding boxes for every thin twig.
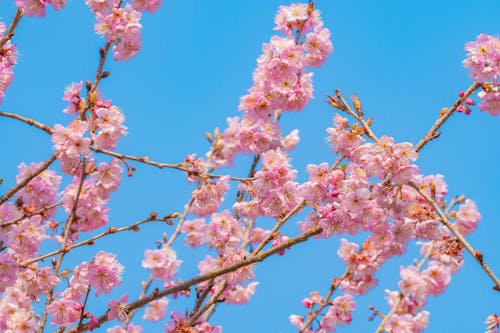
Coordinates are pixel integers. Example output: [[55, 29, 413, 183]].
[[299, 270, 350, 332], [408, 181, 500, 291], [0, 154, 57, 206], [21, 216, 169, 267], [0, 8, 23, 50], [1, 201, 61, 228], [415, 82, 480, 152]]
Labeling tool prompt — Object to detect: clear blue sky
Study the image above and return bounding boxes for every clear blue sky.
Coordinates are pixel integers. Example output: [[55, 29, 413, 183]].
[[0, 1, 499, 332]]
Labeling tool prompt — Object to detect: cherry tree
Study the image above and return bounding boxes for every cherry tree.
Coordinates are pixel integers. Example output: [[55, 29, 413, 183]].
[[0, 1, 499, 332]]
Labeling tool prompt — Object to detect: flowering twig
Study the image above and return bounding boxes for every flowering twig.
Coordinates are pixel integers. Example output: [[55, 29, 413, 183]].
[[21, 214, 173, 267], [0, 154, 57, 206], [0, 112, 251, 182], [0, 8, 23, 50], [1, 201, 61, 228], [408, 181, 500, 291], [39, 160, 88, 333], [299, 270, 351, 333], [415, 82, 481, 152], [64, 226, 323, 333], [373, 246, 433, 333]]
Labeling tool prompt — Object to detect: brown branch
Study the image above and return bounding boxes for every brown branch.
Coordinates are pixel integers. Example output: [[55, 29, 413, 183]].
[[1, 201, 61, 228], [408, 181, 500, 291], [21, 216, 170, 267], [92, 147, 250, 182], [0, 154, 57, 207], [415, 82, 480, 152], [0, 8, 23, 50], [0, 111, 54, 134], [64, 226, 322, 333], [0, 112, 251, 182]]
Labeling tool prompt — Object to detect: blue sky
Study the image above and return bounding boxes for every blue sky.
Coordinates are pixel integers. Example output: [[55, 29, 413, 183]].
[[0, 0, 499, 332]]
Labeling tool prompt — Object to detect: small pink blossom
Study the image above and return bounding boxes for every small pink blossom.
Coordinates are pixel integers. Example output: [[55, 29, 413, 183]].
[[463, 34, 500, 82], [143, 297, 168, 321], [46, 298, 82, 326], [478, 88, 500, 116], [108, 294, 129, 322]]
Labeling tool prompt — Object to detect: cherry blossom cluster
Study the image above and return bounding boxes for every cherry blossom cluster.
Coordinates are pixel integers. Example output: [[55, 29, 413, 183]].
[[463, 34, 500, 116], [0, 22, 17, 105], [47, 251, 124, 326], [207, 2, 332, 166], [290, 98, 482, 331], [87, 0, 161, 61]]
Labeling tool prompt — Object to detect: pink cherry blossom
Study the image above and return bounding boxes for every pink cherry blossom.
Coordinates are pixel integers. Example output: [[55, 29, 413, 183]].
[[46, 298, 82, 326], [190, 176, 230, 217], [454, 199, 481, 236], [108, 294, 129, 322], [143, 297, 168, 321], [478, 87, 500, 116], [142, 245, 182, 281], [463, 34, 500, 82], [88, 251, 124, 295]]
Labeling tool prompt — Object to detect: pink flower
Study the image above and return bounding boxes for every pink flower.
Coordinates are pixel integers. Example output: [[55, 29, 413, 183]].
[[454, 199, 481, 236], [86, 0, 119, 15], [107, 294, 129, 322], [142, 246, 182, 281], [463, 34, 500, 82], [52, 120, 91, 175], [132, 0, 161, 13], [143, 297, 168, 321], [478, 88, 500, 116], [486, 313, 500, 333], [94, 5, 143, 61], [46, 298, 82, 326], [190, 176, 230, 217], [180, 218, 206, 248], [92, 158, 123, 199], [223, 282, 258, 304], [88, 251, 124, 295], [16, 162, 61, 216], [62, 81, 84, 115], [0, 252, 18, 292]]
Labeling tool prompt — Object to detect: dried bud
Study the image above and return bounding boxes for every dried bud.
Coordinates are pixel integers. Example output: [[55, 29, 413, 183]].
[[439, 107, 448, 116], [205, 131, 213, 142], [101, 71, 110, 78], [150, 211, 158, 219], [51, 258, 57, 266], [327, 94, 341, 109], [351, 94, 362, 113], [108, 227, 118, 233], [86, 80, 92, 91], [166, 212, 181, 219], [131, 225, 140, 232], [475, 250, 484, 263]]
